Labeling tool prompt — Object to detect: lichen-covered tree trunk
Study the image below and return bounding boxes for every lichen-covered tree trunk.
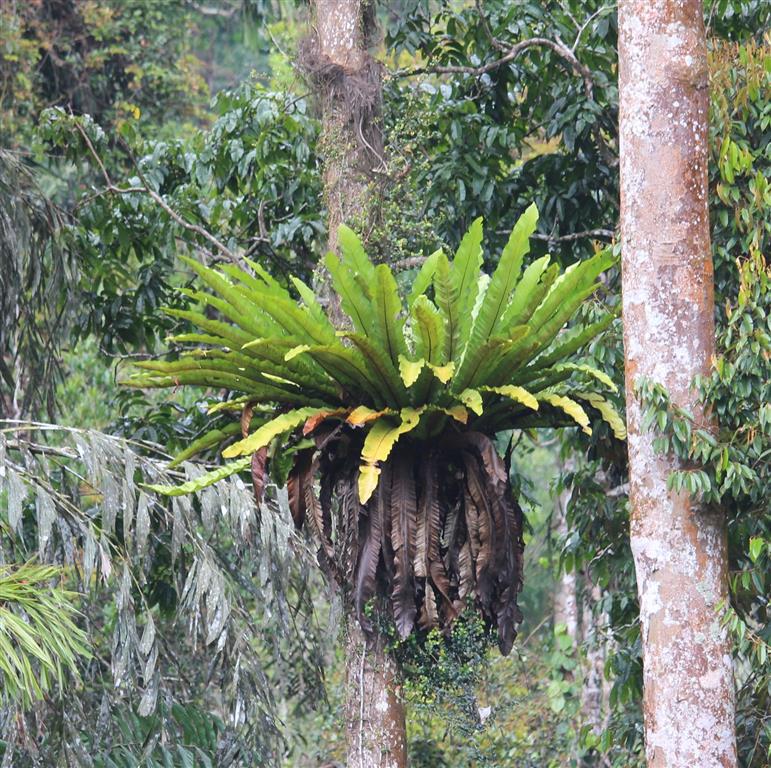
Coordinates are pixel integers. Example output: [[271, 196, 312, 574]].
[[552, 549, 578, 637], [579, 581, 610, 768], [553, 461, 578, 641], [306, 3, 406, 765], [344, 622, 407, 768], [618, 3, 737, 766]]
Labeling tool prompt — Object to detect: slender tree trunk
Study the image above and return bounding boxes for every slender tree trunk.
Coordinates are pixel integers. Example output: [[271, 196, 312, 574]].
[[579, 580, 611, 768], [553, 554, 578, 639], [618, 3, 737, 767], [305, 4, 406, 765], [553, 461, 579, 642]]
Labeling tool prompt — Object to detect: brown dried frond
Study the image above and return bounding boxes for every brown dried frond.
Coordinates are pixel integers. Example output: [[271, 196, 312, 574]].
[[299, 426, 525, 653]]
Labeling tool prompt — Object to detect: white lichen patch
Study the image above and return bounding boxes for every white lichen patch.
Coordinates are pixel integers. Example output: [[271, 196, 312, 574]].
[[619, 2, 737, 766]]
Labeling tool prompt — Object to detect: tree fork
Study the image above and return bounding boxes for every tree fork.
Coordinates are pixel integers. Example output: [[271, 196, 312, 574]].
[[618, 2, 737, 766]]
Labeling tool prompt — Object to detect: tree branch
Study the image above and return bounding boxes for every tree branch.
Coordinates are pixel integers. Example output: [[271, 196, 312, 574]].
[[397, 37, 570, 79], [395, 11, 618, 168], [391, 256, 427, 272], [530, 228, 615, 243], [475, 0, 509, 53], [75, 122, 238, 264], [572, 5, 614, 53]]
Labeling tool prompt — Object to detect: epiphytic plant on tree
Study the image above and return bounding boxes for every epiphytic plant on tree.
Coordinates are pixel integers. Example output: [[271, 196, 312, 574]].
[[128, 204, 624, 652]]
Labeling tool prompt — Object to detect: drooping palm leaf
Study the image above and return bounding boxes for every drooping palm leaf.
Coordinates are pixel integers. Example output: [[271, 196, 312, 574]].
[[0, 562, 90, 707]]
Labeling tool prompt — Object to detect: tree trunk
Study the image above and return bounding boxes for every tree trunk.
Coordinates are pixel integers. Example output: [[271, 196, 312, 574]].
[[618, 3, 737, 767], [553, 556, 578, 640], [311, 0, 383, 252], [305, 4, 405, 765], [553, 462, 579, 642], [579, 580, 610, 768], [344, 621, 407, 768]]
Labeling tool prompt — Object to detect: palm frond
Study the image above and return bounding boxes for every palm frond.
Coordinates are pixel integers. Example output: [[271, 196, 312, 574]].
[[0, 562, 89, 707]]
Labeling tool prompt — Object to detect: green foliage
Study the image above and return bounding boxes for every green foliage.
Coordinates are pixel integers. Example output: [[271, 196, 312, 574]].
[[89, 701, 224, 768], [130, 207, 619, 500], [394, 608, 493, 703], [1, 2, 316, 421], [383, 1, 766, 268], [0, 422, 327, 766], [385, 0, 619, 262], [0, 9, 332, 761], [38, 81, 321, 354], [403, 628, 586, 767], [710, 37, 770, 315], [0, 562, 89, 708], [0, 0, 208, 147], [688, 38, 769, 765], [707, 1, 771, 40], [393, 610, 496, 765], [554, 308, 643, 761]]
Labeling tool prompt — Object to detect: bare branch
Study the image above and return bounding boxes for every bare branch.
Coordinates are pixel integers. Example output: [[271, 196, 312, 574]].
[[397, 36, 570, 79], [75, 122, 112, 188], [75, 122, 239, 264], [130, 154, 239, 265], [530, 228, 615, 243], [572, 5, 615, 53], [184, 0, 239, 17], [557, 0, 581, 33]]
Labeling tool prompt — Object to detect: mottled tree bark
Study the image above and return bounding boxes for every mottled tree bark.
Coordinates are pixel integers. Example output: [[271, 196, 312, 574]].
[[306, 4, 406, 766], [311, 0, 383, 253], [618, 3, 737, 767], [344, 622, 407, 768]]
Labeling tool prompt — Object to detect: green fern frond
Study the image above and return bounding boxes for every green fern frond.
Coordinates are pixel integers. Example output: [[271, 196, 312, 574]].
[[128, 203, 620, 505]]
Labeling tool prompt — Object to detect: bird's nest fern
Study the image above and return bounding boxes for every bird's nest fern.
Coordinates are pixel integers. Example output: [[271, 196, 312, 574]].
[[128, 204, 624, 653]]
